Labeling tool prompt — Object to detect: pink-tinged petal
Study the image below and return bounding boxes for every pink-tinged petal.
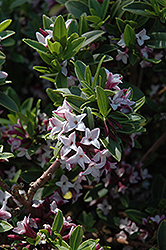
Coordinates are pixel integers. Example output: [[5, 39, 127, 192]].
[[0, 71, 8, 79], [64, 111, 86, 132], [66, 146, 91, 169], [36, 32, 45, 45]]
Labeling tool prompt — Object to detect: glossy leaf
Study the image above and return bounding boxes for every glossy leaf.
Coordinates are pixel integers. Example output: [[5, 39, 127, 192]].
[[53, 15, 67, 47], [96, 86, 109, 117], [70, 226, 83, 250], [157, 220, 166, 250], [81, 30, 105, 48], [125, 209, 147, 224], [123, 2, 155, 16], [0, 221, 13, 232], [100, 137, 122, 162], [64, 37, 86, 60], [47, 40, 63, 56], [84, 183, 108, 202], [124, 24, 136, 49], [43, 14, 53, 30], [51, 210, 64, 239], [0, 91, 19, 113], [147, 32, 166, 48], [23, 39, 49, 54], [0, 30, 15, 40], [0, 19, 12, 33], [65, 0, 90, 18]]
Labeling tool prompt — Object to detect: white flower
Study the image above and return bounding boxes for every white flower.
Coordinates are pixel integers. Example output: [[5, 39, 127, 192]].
[[66, 146, 91, 169], [93, 149, 111, 166], [83, 162, 103, 178], [48, 116, 66, 137], [97, 199, 112, 216], [4, 166, 16, 179], [116, 49, 129, 64], [64, 111, 86, 132], [136, 28, 150, 46], [36, 30, 53, 46], [117, 33, 126, 48], [17, 148, 31, 160], [56, 175, 73, 194], [0, 71, 8, 80], [81, 128, 100, 149], [60, 131, 77, 156]]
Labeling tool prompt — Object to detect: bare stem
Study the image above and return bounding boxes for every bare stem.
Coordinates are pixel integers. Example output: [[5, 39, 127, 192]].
[[0, 178, 11, 193], [27, 159, 60, 203]]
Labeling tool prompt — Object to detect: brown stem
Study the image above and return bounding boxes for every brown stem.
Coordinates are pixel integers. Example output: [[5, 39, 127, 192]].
[[140, 132, 166, 163], [27, 159, 60, 203], [0, 178, 11, 193]]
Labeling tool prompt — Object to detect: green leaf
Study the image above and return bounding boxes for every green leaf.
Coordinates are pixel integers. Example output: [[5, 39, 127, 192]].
[[56, 73, 68, 88], [21, 170, 43, 183], [0, 221, 13, 232], [21, 97, 33, 114], [0, 152, 14, 160], [43, 14, 53, 30], [85, 66, 92, 87], [0, 19, 12, 33], [116, 17, 125, 33], [92, 56, 106, 89], [124, 24, 136, 50], [96, 86, 109, 117], [6, 86, 20, 108], [9, 0, 28, 10], [73, 60, 86, 82], [53, 15, 67, 47], [156, 0, 166, 6], [100, 137, 122, 162], [132, 96, 145, 113], [27, 121, 34, 137], [46, 88, 63, 106], [123, 2, 155, 16], [23, 39, 49, 54], [47, 40, 63, 56], [89, 0, 101, 18], [147, 32, 166, 49], [81, 30, 105, 48], [78, 239, 98, 250], [51, 210, 64, 239], [78, 14, 88, 36], [86, 15, 102, 24], [0, 91, 18, 112], [0, 30, 15, 40], [101, 0, 110, 20], [70, 225, 83, 250], [84, 183, 108, 202], [64, 37, 86, 60], [38, 51, 54, 64], [65, 0, 90, 18], [13, 169, 21, 182], [157, 220, 166, 250], [125, 209, 147, 224]]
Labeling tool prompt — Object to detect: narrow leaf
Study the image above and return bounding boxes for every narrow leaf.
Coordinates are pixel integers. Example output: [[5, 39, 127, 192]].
[[0, 91, 18, 112], [70, 225, 83, 250]]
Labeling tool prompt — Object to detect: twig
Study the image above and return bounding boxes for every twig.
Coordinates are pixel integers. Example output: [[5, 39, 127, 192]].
[[0, 178, 11, 193], [27, 159, 60, 203], [140, 132, 166, 163]]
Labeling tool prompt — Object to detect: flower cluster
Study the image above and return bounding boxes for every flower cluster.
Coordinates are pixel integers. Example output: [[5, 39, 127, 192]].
[[115, 28, 163, 68]]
